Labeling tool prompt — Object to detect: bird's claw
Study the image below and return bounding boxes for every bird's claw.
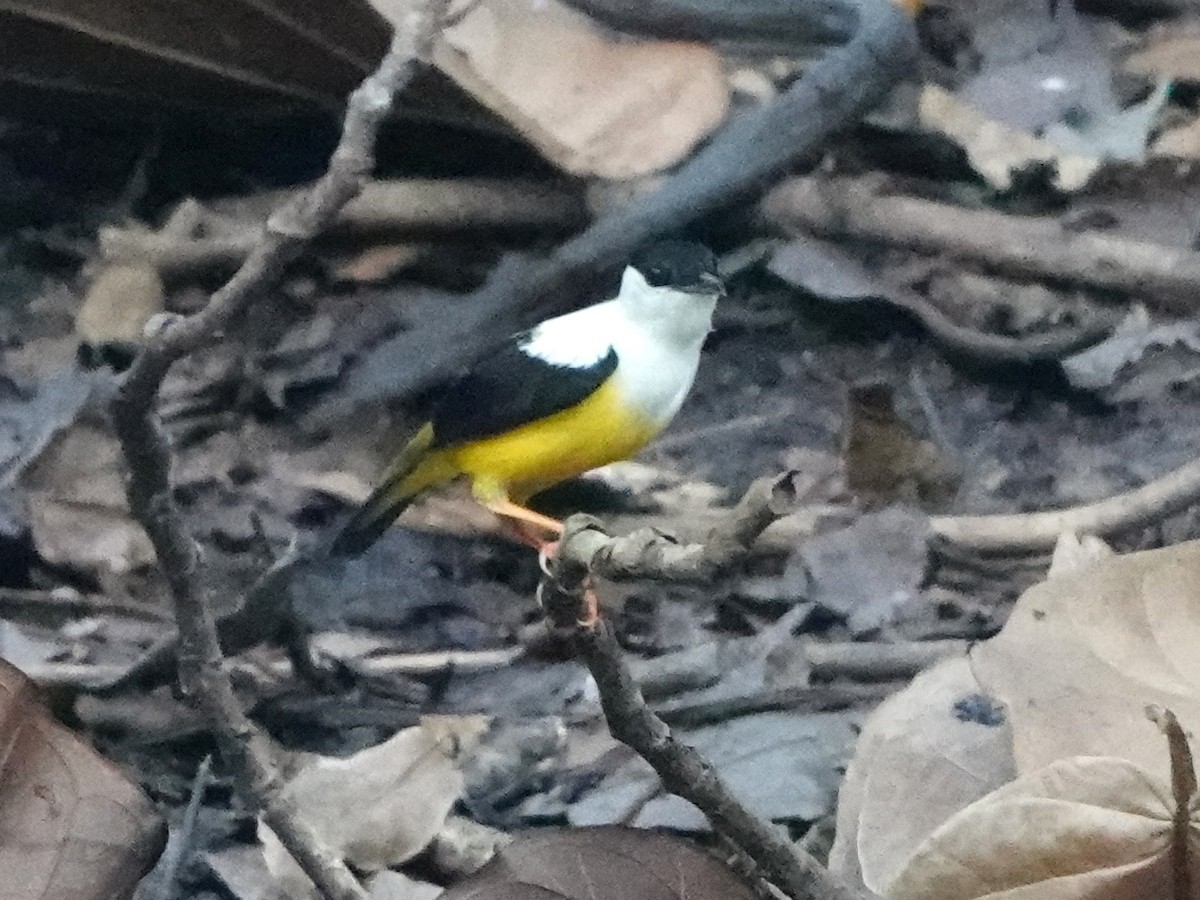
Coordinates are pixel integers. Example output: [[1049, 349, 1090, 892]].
[[537, 540, 559, 577]]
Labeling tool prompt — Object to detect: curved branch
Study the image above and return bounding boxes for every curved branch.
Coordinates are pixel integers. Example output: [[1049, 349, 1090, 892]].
[[108, 4, 445, 898], [931, 455, 1200, 553]]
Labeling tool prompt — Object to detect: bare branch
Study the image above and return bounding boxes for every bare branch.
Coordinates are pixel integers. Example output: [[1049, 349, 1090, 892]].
[[108, 5, 444, 898], [540, 473, 866, 900], [552, 472, 802, 583], [931, 454, 1200, 553], [763, 175, 1200, 315]]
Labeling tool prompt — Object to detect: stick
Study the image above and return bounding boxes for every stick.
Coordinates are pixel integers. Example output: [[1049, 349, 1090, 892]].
[[561, 0, 857, 44], [540, 473, 866, 900], [108, 6, 443, 897], [803, 638, 966, 681], [930, 454, 1200, 552], [100, 179, 585, 279], [763, 176, 1200, 313], [655, 682, 896, 729], [152, 755, 213, 900]]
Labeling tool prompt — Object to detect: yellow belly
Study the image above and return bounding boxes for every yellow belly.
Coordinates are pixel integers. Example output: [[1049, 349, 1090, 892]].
[[449, 376, 661, 502]]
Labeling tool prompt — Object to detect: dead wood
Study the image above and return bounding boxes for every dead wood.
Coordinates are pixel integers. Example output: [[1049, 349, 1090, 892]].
[[107, 5, 445, 898], [561, 0, 857, 45], [100, 179, 586, 280], [763, 176, 1200, 314], [804, 638, 966, 681], [656, 682, 898, 729], [931, 454, 1200, 552]]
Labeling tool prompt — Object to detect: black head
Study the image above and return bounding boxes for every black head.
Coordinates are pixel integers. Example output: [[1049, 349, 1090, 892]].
[[631, 240, 722, 294]]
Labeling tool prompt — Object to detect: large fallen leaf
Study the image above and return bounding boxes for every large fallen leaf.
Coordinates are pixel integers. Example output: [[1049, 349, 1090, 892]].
[[971, 539, 1200, 784], [259, 715, 487, 900], [429, 0, 728, 179], [439, 826, 757, 899], [887, 754, 1200, 900], [829, 656, 1015, 896], [0, 657, 165, 899], [21, 418, 155, 575]]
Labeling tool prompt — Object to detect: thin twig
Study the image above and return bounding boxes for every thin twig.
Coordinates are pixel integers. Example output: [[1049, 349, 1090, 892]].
[[109, 6, 443, 898], [153, 755, 213, 900], [540, 473, 866, 900]]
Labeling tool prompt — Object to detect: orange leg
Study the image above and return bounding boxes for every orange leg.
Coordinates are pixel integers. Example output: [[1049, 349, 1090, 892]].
[[482, 498, 563, 538], [482, 497, 598, 626], [484, 499, 562, 568]]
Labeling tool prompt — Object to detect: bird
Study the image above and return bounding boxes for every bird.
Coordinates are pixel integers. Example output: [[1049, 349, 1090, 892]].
[[331, 239, 723, 560]]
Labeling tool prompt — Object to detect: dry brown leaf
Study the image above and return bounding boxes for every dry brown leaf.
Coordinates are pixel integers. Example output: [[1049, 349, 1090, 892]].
[[75, 264, 164, 362], [791, 506, 930, 636], [919, 85, 1099, 192], [439, 825, 758, 899], [1153, 117, 1200, 161], [21, 420, 155, 575], [428, 0, 729, 179], [829, 656, 1015, 896], [0, 658, 165, 899], [887, 755, 1200, 900], [972, 540, 1200, 784], [260, 715, 488, 899], [1126, 29, 1200, 84]]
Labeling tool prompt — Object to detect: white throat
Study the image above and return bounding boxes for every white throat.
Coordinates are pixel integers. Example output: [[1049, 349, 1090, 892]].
[[518, 265, 718, 425]]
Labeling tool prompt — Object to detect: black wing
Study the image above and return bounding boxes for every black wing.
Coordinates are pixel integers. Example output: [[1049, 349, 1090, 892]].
[[429, 334, 618, 448]]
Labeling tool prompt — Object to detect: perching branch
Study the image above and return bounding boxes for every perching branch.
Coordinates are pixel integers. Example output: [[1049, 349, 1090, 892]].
[[100, 178, 585, 281], [553, 471, 803, 582], [108, 5, 444, 899], [540, 472, 866, 900]]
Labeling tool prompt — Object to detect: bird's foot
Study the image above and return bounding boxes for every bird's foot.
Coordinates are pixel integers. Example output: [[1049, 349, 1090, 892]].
[[578, 580, 599, 628], [537, 540, 558, 577]]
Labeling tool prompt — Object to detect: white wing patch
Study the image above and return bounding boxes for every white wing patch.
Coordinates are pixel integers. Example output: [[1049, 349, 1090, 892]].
[[519, 300, 622, 369]]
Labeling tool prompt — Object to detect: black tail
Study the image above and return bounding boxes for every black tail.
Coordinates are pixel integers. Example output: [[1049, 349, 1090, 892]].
[[330, 493, 415, 557], [329, 423, 449, 558]]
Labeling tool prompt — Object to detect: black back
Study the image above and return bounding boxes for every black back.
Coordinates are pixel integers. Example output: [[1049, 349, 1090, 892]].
[[429, 334, 618, 448]]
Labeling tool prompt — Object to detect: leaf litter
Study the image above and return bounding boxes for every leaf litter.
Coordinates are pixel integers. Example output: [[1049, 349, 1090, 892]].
[[18, 0, 1200, 897]]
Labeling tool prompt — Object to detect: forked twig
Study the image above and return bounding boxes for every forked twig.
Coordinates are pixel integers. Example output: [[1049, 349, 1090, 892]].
[[540, 474, 866, 900], [109, 5, 444, 897]]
